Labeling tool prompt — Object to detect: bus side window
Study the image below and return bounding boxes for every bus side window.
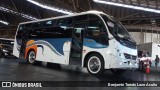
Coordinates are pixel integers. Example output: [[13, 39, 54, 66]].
[[43, 20, 55, 28], [88, 14, 99, 20], [22, 23, 32, 31], [16, 25, 24, 46], [17, 23, 32, 38], [87, 19, 108, 45], [57, 18, 73, 38], [74, 15, 88, 22], [57, 18, 73, 29], [43, 27, 72, 38], [32, 22, 42, 29], [16, 25, 23, 38]]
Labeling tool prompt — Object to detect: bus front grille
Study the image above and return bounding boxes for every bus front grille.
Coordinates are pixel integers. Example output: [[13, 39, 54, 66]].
[[124, 53, 137, 60]]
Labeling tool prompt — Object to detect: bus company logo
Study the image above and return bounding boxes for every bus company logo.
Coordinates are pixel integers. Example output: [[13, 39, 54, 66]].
[[2, 82, 11, 87]]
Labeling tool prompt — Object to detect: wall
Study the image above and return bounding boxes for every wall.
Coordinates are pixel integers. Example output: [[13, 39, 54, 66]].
[[152, 43, 160, 61], [129, 32, 160, 44], [137, 42, 152, 57], [137, 42, 160, 66]]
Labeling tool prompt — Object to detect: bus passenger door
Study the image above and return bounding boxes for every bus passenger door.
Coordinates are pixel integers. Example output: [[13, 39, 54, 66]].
[[69, 23, 85, 66]]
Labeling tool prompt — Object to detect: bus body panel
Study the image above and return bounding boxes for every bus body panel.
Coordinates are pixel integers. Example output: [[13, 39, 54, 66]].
[[82, 46, 111, 69], [82, 38, 138, 69], [13, 10, 138, 70], [13, 38, 20, 58], [24, 38, 72, 65], [109, 39, 138, 69], [81, 38, 111, 69], [13, 25, 20, 58]]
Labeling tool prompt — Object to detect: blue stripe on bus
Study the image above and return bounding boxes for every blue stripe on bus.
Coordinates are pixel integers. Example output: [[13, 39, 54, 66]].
[[31, 38, 107, 56], [34, 38, 72, 55], [83, 38, 107, 48]]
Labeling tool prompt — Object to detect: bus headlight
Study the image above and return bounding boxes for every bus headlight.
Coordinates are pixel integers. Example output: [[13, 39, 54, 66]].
[[129, 63, 132, 66]]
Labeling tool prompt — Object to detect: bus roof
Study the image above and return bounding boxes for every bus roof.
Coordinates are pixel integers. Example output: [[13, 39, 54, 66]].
[[19, 10, 106, 25]]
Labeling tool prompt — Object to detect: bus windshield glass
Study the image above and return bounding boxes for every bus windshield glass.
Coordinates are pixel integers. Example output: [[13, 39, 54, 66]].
[[101, 14, 134, 42]]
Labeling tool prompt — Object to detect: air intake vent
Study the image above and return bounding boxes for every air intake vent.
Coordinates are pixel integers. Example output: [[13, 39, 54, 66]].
[[124, 53, 137, 60]]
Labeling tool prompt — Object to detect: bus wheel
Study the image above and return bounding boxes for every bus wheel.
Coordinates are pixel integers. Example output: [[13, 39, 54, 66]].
[[87, 54, 104, 76], [27, 50, 36, 64], [111, 69, 126, 75]]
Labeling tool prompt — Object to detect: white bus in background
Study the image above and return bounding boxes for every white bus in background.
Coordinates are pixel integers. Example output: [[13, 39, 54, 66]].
[[0, 38, 14, 57], [13, 11, 138, 76]]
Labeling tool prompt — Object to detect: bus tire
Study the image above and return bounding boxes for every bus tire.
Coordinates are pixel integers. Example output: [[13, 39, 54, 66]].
[[86, 54, 104, 76], [27, 50, 37, 64], [111, 69, 126, 75]]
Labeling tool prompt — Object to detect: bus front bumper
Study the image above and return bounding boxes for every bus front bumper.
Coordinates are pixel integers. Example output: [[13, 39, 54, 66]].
[[110, 56, 138, 69]]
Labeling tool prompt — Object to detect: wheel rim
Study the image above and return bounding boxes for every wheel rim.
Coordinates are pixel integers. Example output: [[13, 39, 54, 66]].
[[29, 51, 35, 63], [88, 56, 101, 74]]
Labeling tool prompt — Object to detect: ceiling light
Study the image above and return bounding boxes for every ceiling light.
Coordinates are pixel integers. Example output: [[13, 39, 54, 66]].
[[93, 0, 160, 14], [0, 6, 38, 20], [0, 20, 9, 25], [21, 13, 37, 20], [27, 0, 74, 15]]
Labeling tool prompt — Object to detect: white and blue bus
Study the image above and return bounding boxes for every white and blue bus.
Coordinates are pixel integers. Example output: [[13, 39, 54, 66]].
[[13, 11, 138, 76]]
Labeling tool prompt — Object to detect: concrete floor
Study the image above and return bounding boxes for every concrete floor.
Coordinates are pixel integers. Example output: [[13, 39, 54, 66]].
[[0, 57, 160, 90]]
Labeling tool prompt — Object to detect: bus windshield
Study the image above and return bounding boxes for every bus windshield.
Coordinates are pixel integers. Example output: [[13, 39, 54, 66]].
[[101, 14, 134, 42]]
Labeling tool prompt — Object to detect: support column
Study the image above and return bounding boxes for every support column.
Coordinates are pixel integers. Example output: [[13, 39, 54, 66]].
[[157, 30, 158, 43], [144, 28, 146, 43], [151, 27, 153, 42]]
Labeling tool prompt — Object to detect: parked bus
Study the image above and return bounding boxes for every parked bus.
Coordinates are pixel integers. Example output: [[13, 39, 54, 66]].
[[0, 38, 14, 57], [13, 11, 138, 76]]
